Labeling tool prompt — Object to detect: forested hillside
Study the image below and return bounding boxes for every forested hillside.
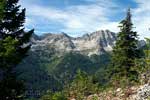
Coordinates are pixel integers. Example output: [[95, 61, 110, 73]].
[[17, 50, 110, 98]]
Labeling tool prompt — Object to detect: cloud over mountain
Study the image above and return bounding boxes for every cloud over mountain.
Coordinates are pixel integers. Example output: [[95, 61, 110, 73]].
[[19, 0, 150, 39]]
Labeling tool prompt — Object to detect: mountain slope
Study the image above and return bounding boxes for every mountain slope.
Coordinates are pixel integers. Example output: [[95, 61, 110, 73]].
[[17, 30, 115, 98]]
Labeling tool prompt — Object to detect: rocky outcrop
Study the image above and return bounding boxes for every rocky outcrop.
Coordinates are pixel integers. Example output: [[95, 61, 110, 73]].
[[74, 84, 150, 100], [134, 84, 150, 100]]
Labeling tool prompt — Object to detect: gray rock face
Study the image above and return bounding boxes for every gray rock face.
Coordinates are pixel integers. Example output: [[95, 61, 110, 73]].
[[31, 30, 116, 56], [135, 84, 150, 100]]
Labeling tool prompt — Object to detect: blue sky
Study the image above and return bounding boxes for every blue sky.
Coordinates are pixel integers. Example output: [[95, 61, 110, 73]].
[[19, 0, 150, 39]]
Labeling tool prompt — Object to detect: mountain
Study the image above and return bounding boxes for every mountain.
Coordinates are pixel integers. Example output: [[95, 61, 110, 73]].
[[17, 30, 115, 98], [31, 30, 116, 56], [17, 30, 145, 98]]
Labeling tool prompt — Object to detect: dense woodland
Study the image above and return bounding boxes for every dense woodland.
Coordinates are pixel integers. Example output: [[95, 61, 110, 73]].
[[0, 0, 150, 100]]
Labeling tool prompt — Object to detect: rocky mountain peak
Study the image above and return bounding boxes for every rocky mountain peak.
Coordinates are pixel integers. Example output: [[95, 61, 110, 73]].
[[31, 30, 117, 56]]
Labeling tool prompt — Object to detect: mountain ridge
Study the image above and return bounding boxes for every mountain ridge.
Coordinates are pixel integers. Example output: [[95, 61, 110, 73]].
[[31, 30, 117, 56]]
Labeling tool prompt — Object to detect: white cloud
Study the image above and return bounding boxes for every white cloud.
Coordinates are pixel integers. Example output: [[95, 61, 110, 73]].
[[19, 0, 150, 39], [19, 0, 121, 36], [132, 0, 150, 39], [98, 22, 119, 32]]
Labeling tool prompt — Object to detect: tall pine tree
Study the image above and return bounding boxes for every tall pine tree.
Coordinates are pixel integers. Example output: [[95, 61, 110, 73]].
[[0, 0, 34, 99], [110, 9, 140, 86]]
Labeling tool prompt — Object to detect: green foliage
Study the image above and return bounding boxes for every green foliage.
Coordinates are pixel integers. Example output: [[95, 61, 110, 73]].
[[92, 95, 99, 100], [40, 71, 100, 100], [17, 51, 110, 98], [39, 91, 53, 100], [0, 37, 26, 99], [0, 0, 34, 70], [0, 0, 5, 19], [110, 9, 141, 87], [0, 71, 25, 100], [40, 91, 67, 100], [52, 92, 67, 100], [0, 37, 18, 68], [50, 53, 95, 84], [0, 0, 34, 99], [64, 70, 98, 100], [144, 38, 150, 66]]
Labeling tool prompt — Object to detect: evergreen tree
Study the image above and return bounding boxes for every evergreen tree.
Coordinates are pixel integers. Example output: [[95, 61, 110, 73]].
[[110, 9, 140, 86], [0, 0, 34, 99]]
